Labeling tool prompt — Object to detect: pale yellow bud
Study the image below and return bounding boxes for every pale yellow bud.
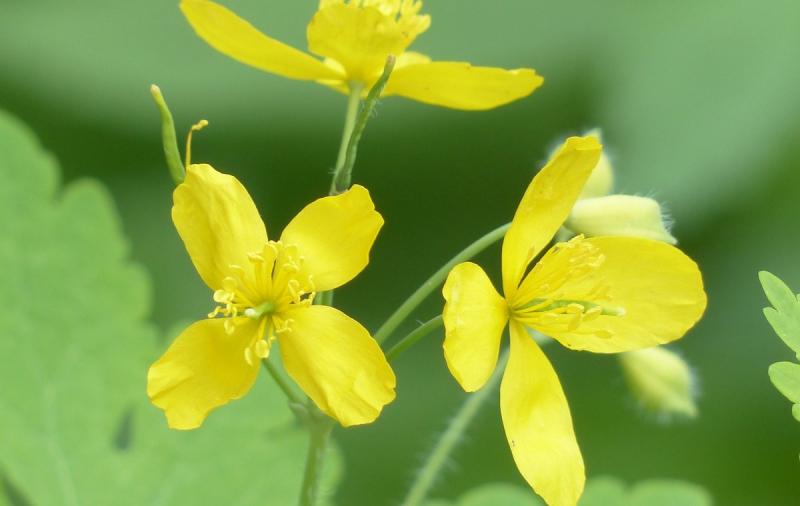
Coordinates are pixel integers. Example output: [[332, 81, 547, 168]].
[[580, 151, 615, 199], [566, 195, 677, 244], [619, 347, 698, 418], [580, 128, 614, 199]]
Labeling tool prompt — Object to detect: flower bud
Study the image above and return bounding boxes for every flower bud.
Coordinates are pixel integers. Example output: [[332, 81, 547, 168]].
[[619, 347, 698, 419], [579, 128, 614, 199], [580, 152, 615, 199], [566, 195, 677, 244]]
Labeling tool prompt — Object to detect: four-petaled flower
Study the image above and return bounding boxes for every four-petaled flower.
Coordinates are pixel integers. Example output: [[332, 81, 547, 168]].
[[180, 0, 543, 110], [148, 164, 396, 429], [442, 136, 707, 506]]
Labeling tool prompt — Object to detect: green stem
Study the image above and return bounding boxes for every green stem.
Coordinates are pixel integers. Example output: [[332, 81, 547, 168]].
[[330, 56, 396, 195], [401, 348, 511, 506], [386, 316, 443, 361], [261, 357, 304, 406], [298, 415, 334, 506], [375, 222, 510, 345], [332, 84, 363, 187], [149, 84, 184, 185]]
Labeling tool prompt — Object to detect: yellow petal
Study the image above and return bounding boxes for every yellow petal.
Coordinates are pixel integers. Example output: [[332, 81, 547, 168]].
[[280, 185, 383, 292], [180, 0, 342, 81], [442, 262, 509, 391], [501, 321, 584, 506], [529, 237, 707, 353], [147, 317, 263, 430], [279, 305, 396, 426], [396, 51, 432, 68], [172, 164, 267, 291], [307, 2, 429, 83], [502, 136, 602, 297], [383, 62, 543, 110]]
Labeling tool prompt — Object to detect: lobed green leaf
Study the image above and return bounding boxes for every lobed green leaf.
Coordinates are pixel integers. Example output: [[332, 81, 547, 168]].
[[759, 271, 800, 357], [0, 110, 339, 505], [768, 362, 800, 404]]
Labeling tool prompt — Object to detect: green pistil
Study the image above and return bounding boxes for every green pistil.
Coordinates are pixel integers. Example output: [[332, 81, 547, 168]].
[[518, 298, 625, 317], [245, 301, 276, 320]]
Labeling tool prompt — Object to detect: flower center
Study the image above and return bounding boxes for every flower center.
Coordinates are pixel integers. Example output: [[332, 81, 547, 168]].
[[511, 236, 624, 337], [207, 240, 316, 363]]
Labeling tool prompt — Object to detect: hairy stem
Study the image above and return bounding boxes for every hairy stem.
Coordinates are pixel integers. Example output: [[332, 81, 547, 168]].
[[386, 315, 443, 361], [401, 348, 511, 506], [298, 414, 335, 506], [332, 84, 363, 187], [261, 357, 304, 406], [330, 56, 396, 194], [375, 223, 510, 345]]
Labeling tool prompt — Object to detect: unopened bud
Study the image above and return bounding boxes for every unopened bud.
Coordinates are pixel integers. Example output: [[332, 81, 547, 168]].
[[620, 347, 698, 419], [580, 152, 614, 199], [579, 128, 614, 199], [566, 195, 677, 244]]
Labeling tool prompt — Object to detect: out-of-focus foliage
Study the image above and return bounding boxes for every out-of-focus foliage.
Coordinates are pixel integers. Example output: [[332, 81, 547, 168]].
[[760, 272, 800, 422], [761, 271, 800, 359], [1, 1, 798, 225], [423, 477, 711, 506], [0, 111, 340, 505]]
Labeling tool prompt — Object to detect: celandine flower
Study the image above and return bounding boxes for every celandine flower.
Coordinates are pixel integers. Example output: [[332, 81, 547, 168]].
[[180, 0, 543, 110], [148, 164, 395, 429], [442, 136, 706, 506]]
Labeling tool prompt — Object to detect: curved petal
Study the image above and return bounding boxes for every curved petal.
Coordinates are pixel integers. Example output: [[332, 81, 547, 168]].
[[307, 3, 428, 83], [181, 0, 342, 81], [383, 62, 543, 110], [147, 317, 263, 430], [531, 237, 707, 353], [279, 305, 396, 427], [442, 262, 509, 392], [280, 185, 383, 292], [172, 164, 267, 291], [501, 321, 584, 506], [502, 136, 602, 297]]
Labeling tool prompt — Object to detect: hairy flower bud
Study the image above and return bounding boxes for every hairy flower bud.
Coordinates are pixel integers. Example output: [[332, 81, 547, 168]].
[[579, 128, 614, 199], [579, 151, 614, 199], [566, 195, 677, 244], [619, 347, 698, 418]]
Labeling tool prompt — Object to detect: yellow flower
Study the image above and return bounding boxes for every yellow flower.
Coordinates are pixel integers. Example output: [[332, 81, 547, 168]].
[[147, 164, 396, 430], [441, 136, 707, 506], [180, 0, 543, 110]]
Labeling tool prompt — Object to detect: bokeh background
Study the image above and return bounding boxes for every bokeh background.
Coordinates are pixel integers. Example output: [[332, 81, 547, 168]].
[[1, 0, 799, 504]]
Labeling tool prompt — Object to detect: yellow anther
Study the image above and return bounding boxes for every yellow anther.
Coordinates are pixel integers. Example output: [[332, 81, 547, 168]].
[[255, 339, 270, 359], [275, 319, 295, 335], [244, 347, 255, 366], [213, 289, 233, 304], [565, 303, 585, 314], [224, 319, 235, 335], [248, 252, 265, 263]]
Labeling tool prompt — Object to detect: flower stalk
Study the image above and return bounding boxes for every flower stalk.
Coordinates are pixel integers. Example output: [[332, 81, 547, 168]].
[[299, 408, 335, 506], [386, 315, 443, 361], [330, 55, 397, 195], [375, 223, 510, 345], [401, 348, 510, 506]]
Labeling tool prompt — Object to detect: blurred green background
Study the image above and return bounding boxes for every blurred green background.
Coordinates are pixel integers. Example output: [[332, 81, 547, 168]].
[[1, 0, 799, 504]]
